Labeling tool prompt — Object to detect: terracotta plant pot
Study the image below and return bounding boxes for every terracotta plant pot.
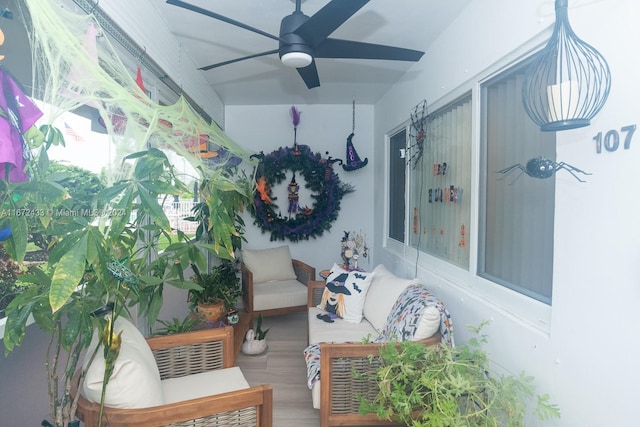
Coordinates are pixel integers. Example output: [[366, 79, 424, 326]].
[[197, 299, 226, 322]]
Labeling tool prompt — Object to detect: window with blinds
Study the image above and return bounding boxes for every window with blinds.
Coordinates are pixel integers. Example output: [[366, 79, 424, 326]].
[[409, 95, 472, 269], [479, 61, 556, 305], [388, 129, 407, 243]]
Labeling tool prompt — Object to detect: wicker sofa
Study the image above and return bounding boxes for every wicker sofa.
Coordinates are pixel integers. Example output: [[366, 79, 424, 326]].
[[305, 264, 452, 427], [75, 318, 272, 427]]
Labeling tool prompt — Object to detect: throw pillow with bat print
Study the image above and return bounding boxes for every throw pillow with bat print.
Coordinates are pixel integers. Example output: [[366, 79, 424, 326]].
[[319, 264, 375, 324]]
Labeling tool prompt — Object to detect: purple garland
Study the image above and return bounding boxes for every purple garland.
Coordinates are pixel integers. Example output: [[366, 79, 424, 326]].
[[250, 145, 354, 242]]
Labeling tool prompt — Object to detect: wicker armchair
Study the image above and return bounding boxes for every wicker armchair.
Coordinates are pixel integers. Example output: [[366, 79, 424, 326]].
[[307, 280, 441, 427], [75, 326, 272, 427], [241, 258, 315, 317]]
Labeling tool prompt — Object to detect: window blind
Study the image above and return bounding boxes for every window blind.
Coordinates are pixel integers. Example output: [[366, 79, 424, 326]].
[[480, 68, 555, 304], [410, 95, 472, 269]]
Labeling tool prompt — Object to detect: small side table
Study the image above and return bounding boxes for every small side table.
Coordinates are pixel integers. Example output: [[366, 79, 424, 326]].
[[190, 311, 251, 364]]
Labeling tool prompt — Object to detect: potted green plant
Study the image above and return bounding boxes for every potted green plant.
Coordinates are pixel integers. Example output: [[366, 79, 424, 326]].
[[188, 259, 243, 322], [0, 4, 251, 422], [241, 313, 270, 355], [3, 133, 249, 426], [152, 315, 201, 336], [358, 321, 560, 426]]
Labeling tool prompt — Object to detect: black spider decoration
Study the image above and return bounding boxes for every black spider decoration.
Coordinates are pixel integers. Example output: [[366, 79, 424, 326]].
[[407, 99, 428, 169], [497, 156, 591, 183]]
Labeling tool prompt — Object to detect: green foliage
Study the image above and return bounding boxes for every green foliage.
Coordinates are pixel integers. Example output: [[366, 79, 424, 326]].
[[359, 322, 560, 426], [3, 270, 100, 426], [255, 312, 270, 340], [48, 161, 106, 211], [153, 316, 200, 336], [188, 259, 242, 310], [0, 245, 25, 315], [1, 128, 250, 426], [186, 168, 250, 260]]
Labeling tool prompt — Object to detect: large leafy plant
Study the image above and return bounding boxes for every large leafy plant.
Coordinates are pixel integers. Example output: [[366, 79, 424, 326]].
[[2, 126, 250, 426], [359, 322, 560, 426]]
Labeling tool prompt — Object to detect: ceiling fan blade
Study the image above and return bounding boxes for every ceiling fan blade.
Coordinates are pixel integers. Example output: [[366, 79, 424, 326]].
[[166, 0, 282, 42], [199, 49, 279, 71], [294, 0, 370, 47], [297, 60, 320, 89], [315, 38, 424, 62]]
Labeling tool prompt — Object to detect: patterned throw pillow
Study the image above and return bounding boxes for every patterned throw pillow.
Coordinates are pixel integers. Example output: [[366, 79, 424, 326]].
[[377, 283, 450, 343], [317, 264, 374, 324]]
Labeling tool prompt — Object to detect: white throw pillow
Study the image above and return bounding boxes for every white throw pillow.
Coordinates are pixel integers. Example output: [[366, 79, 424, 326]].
[[378, 284, 441, 342], [242, 245, 297, 283], [318, 264, 375, 324], [82, 316, 164, 408], [414, 305, 441, 340], [363, 264, 420, 332]]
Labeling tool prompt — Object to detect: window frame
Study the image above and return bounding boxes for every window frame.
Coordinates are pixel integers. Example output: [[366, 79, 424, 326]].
[[388, 127, 408, 244], [384, 122, 410, 256], [383, 51, 554, 332], [407, 93, 473, 270], [478, 59, 556, 306]]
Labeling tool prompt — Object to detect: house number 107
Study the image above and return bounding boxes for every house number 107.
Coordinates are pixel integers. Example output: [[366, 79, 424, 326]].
[[593, 124, 636, 153]]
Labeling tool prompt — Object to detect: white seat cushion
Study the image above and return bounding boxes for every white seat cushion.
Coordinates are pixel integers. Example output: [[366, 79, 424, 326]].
[[253, 279, 307, 311], [363, 264, 420, 333], [82, 316, 164, 408], [307, 307, 378, 345], [162, 366, 249, 404]]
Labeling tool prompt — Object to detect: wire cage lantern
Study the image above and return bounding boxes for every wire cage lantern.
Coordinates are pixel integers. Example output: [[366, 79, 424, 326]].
[[522, 0, 611, 132]]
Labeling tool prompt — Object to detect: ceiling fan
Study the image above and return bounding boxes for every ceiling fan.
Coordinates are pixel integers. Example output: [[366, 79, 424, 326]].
[[166, 0, 425, 89]]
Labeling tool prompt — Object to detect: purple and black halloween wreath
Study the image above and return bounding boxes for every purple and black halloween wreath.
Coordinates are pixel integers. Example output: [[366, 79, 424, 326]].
[[250, 144, 354, 242]]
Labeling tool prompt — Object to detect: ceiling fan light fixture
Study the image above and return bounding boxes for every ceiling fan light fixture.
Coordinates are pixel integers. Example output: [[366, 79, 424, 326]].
[[281, 51, 312, 68]]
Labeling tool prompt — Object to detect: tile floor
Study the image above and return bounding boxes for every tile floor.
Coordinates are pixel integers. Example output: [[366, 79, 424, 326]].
[[235, 311, 320, 426]]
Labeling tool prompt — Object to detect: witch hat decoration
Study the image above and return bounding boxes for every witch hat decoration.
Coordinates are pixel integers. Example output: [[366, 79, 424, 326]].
[[342, 133, 368, 171]]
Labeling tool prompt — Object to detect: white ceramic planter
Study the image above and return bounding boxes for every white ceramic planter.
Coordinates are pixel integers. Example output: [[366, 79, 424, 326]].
[[241, 329, 267, 355]]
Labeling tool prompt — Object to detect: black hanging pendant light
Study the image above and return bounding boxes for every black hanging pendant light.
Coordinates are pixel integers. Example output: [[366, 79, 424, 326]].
[[522, 0, 611, 131]]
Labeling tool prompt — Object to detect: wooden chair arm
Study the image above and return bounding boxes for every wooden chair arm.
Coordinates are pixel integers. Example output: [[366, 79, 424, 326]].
[[76, 384, 273, 427], [241, 262, 254, 314], [319, 333, 441, 363], [292, 259, 316, 285], [308, 280, 326, 307]]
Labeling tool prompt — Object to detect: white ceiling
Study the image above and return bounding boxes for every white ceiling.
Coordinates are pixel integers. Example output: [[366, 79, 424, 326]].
[[155, 0, 472, 105]]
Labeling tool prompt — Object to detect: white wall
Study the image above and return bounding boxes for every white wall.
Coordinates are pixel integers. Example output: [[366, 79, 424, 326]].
[[374, 1, 640, 426], [225, 104, 375, 273]]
